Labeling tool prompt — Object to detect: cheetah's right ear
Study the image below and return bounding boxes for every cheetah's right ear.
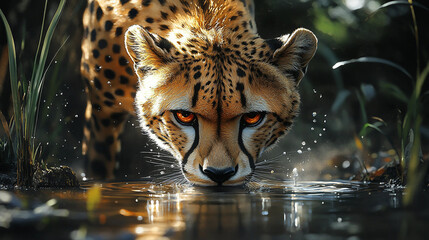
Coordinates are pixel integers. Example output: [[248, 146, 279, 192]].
[[268, 28, 317, 85], [125, 25, 175, 71]]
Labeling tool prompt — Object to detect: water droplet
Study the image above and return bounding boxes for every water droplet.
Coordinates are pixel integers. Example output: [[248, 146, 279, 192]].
[[312, 112, 317, 117], [160, 171, 165, 175], [282, 151, 287, 155], [54, 60, 58, 64], [301, 141, 306, 146], [270, 170, 274, 174], [342, 160, 350, 168], [314, 140, 318, 144], [137, 216, 143, 221], [313, 89, 317, 94], [135, 199, 139, 202], [322, 128, 326, 131], [313, 119, 317, 123], [261, 211, 268, 216], [310, 127, 314, 131], [297, 149, 302, 154], [319, 133, 322, 137], [337, 217, 343, 223], [307, 147, 311, 151], [319, 94, 323, 98]]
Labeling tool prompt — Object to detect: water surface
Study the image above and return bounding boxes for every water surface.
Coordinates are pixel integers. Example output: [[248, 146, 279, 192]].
[[1, 180, 428, 239]]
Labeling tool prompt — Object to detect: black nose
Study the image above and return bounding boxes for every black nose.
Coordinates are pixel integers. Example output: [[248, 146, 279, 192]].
[[200, 165, 238, 185]]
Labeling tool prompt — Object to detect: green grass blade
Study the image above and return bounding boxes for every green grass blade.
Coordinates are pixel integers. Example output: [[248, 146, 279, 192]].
[[378, 81, 409, 103], [26, 0, 67, 146], [415, 61, 429, 97], [29, 0, 48, 93], [0, 9, 22, 148], [359, 122, 384, 137], [355, 89, 367, 125], [376, 0, 429, 12], [403, 116, 423, 206], [331, 89, 350, 113], [332, 57, 413, 80], [360, 120, 401, 159]]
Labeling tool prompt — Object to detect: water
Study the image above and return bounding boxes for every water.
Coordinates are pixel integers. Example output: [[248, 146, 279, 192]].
[[1, 180, 428, 239]]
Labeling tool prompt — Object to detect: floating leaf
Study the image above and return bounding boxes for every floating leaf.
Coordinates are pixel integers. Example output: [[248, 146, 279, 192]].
[[86, 184, 102, 212], [332, 57, 413, 80]]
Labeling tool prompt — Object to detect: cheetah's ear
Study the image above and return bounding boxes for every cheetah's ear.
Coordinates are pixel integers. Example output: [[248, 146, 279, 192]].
[[125, 25, 175, 71], [268, 28, 317, 85]]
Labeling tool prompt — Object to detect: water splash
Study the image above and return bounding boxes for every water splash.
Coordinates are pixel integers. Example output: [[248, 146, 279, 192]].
[[292, 168, 299, 186]]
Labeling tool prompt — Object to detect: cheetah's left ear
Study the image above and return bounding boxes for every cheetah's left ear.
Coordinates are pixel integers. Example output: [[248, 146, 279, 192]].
[[125, 25, 175, 71], [268, 28, 317, 85]]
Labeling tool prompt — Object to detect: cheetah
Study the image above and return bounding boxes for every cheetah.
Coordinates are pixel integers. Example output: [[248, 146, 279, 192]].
[[81, 0, 317, 185]]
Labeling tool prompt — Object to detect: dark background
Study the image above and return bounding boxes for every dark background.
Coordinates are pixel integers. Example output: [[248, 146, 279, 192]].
[[0, 0, 428, 181]]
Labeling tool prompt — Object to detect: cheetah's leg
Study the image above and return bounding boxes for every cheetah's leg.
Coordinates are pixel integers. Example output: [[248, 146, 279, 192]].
[[83, 99, 128, 179]]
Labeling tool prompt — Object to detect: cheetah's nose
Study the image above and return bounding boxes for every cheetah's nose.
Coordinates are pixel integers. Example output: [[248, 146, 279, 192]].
[[200, 165, 238, 185]]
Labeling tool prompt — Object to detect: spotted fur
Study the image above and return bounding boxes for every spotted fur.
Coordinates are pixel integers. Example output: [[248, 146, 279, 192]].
[[81, 0, 317, 184]]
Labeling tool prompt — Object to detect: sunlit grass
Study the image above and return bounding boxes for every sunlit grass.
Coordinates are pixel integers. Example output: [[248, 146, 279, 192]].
[[0, 0, 66, 187]]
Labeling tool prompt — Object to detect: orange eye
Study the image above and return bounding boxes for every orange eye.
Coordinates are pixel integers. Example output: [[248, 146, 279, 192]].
[[174, 111, 196, 125], [242, 112, 264, 127]]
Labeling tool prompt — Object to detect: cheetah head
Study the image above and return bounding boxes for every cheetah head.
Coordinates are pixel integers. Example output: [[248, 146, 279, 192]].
[[125, 25, 317, 186]]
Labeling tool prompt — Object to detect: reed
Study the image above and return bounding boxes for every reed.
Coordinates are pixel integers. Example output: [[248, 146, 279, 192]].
[[0, 0, 66, 187], [333, 0, 428, 206]]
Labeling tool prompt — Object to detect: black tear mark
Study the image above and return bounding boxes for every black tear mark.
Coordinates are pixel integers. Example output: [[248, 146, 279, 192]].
[[192, 82, 201, 107], [236, 82, 246, 107]]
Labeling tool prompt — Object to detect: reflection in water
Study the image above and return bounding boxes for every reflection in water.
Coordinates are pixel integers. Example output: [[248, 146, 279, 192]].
[[85, 180, 373, 239], [2, 180, 427, 239]]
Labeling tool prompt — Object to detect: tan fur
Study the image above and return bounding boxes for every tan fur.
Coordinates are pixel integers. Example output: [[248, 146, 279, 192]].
[[81, 0, 317, 184]]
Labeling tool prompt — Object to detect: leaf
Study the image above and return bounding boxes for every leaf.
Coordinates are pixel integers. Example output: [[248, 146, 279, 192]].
[[0, 9, 23, 152], [354, 135, 364, 152], [331, 89, 350, 113], [359, 122, 385, 138], [355, 89, 367, 125], [332, 57, 413, 80], [86, 184, 102, 212], [26, 0, 66, 148], [376, 0, 429, 13], [378, 81, 409, 103], [404, 116, 423, 207]]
